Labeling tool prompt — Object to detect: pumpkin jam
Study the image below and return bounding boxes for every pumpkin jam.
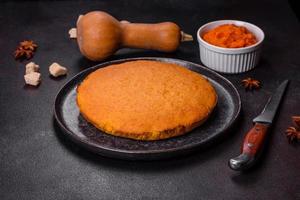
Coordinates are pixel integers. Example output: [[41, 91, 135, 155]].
[[202, 24, 257, 48]]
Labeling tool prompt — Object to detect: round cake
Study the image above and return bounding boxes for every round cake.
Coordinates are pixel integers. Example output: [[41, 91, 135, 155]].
[[76, 60, 217, 140]]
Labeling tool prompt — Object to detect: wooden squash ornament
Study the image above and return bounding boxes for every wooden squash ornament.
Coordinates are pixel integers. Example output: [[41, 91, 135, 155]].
[[76, 11, 193, 61]]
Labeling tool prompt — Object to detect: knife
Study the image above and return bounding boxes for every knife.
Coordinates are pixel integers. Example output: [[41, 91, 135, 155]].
[[229, 80, 289, 171]]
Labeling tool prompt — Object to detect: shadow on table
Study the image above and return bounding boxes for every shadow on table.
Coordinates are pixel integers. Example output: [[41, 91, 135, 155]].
[[289, 0, 300, 21], [52, 112, 244, 173]]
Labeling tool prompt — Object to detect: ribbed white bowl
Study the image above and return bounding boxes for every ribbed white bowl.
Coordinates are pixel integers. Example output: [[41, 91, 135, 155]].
[[197, 20, 264, 74]]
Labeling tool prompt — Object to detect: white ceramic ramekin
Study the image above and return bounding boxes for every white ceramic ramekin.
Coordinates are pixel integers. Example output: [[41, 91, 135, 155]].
[[197, 20, 265, 74]]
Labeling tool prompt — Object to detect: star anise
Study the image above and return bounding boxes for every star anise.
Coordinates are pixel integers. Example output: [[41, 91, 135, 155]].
[[285, 127, 300, 143], [14, 47, 34, 60], [241, 78, 261, 90], [285, 116, 300, 143], [292, 116, 300, 128], [13, 40, 38, 60], [20, 40, 38, 51]]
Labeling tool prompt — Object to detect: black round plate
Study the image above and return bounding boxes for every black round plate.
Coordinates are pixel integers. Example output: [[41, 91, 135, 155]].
[[54, 57, 241, 160]]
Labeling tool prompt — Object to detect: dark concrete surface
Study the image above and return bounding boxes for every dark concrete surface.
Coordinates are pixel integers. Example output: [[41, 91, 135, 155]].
[[0, 0, 299, 199]]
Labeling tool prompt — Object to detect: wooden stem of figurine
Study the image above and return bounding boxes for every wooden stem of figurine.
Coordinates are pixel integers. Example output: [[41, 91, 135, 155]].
[[181, 31, 193, 42]]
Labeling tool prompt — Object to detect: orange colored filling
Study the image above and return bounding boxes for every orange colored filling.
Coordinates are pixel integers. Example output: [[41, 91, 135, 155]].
[[202, 24, 257, 48]]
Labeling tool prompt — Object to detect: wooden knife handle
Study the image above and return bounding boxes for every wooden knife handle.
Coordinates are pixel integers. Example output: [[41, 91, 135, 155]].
[[229, 123, 269, 171]]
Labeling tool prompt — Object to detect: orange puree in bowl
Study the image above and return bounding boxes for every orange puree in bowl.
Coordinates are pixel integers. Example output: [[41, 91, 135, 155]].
[[203, 24, 257, 48]]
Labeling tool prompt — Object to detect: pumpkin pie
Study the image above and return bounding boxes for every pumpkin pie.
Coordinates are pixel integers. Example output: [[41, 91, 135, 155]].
[[77, 60, 217, 140]]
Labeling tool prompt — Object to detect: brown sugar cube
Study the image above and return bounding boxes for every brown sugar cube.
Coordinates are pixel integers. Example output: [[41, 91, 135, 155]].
[[49, 62, 68, 77], [24, 72, 41, 86], [68, 28, 77, 39], [25, 62, 40, 74]]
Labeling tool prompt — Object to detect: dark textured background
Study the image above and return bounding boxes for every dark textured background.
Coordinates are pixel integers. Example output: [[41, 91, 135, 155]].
[[0, 0, 299, 199]]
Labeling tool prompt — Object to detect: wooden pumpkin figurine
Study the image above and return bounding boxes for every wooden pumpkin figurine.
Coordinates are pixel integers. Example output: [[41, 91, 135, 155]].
[[76, 11, 193, 61]]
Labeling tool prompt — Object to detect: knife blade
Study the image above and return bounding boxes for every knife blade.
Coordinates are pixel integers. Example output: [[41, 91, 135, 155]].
[[253, 80, 289, 124], [229, 80, 289, 171]]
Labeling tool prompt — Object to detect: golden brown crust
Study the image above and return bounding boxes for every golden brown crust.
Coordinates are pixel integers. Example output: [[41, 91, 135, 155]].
[[77, 60, 217, 140]]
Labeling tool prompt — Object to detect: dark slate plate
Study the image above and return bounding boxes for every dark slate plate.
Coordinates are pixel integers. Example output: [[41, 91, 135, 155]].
[[54, 57, 241, 160]]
